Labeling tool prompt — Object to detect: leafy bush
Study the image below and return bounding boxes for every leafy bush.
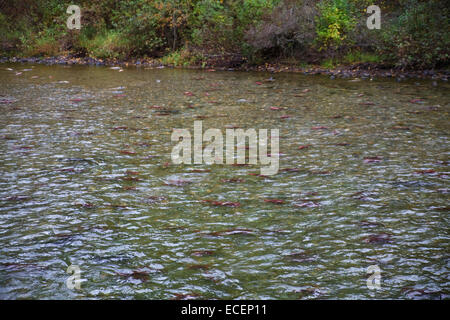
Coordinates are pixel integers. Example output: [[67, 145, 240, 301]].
[[161, 48, 203, 66], [379, 0, 450, 68], [77, 30, 125, 59], [189, 0, 277, 52], [315, 0, 357, 50]]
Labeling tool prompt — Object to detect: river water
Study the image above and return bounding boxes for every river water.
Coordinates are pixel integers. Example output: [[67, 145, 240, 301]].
[[0, 64, 448, 299]]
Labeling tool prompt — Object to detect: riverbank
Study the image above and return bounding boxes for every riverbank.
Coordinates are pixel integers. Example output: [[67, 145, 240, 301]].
[[1, 55, 449, 82]]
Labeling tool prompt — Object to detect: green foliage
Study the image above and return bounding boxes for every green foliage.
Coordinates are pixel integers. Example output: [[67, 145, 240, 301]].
[[233, 0, 279, 37], [189, 0, 233, 49], [321, 57, 336, 68], [160, 48, 203, 66], [343, 50, 382, 64], [0, 0, 448, 68], [77, 30, 126, 59], [315, 0, 358, 50], [108, 1, 165, 56], [189, 0, 277, 51], [320, 50, 381, 68], [378, 0, 450, 68]]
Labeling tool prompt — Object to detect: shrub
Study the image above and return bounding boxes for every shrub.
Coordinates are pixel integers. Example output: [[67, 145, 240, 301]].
[[245, 0, 317, 58], [161, 48, 202, 66], [189, 0, 277, 52], [378, 0, 450, 68], [343, 50, 382, 64], [78, 30, 128, 59], [315, 0, 358, 51], [109, 1, 165, 57]]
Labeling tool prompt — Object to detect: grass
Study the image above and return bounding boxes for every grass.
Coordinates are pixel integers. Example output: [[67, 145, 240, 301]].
[[23, 29, 63, 57], [321, 58, 337, 69], [319, 51, 382, 68], [298, 61, 312, 69], [343, 51, 382, 64], [160, 49, 203, 67], [79, 30, 128, 59]]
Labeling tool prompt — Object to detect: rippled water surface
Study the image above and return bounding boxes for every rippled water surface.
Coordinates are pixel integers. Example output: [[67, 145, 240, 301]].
[[0, 64, 449, 299]]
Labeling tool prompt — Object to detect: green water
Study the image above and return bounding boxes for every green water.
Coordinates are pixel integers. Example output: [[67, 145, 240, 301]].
[[0, 64, 448, 299]]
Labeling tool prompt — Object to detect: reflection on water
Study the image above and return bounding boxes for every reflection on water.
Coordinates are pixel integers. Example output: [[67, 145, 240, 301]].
[[0, 64, 448, 299]]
